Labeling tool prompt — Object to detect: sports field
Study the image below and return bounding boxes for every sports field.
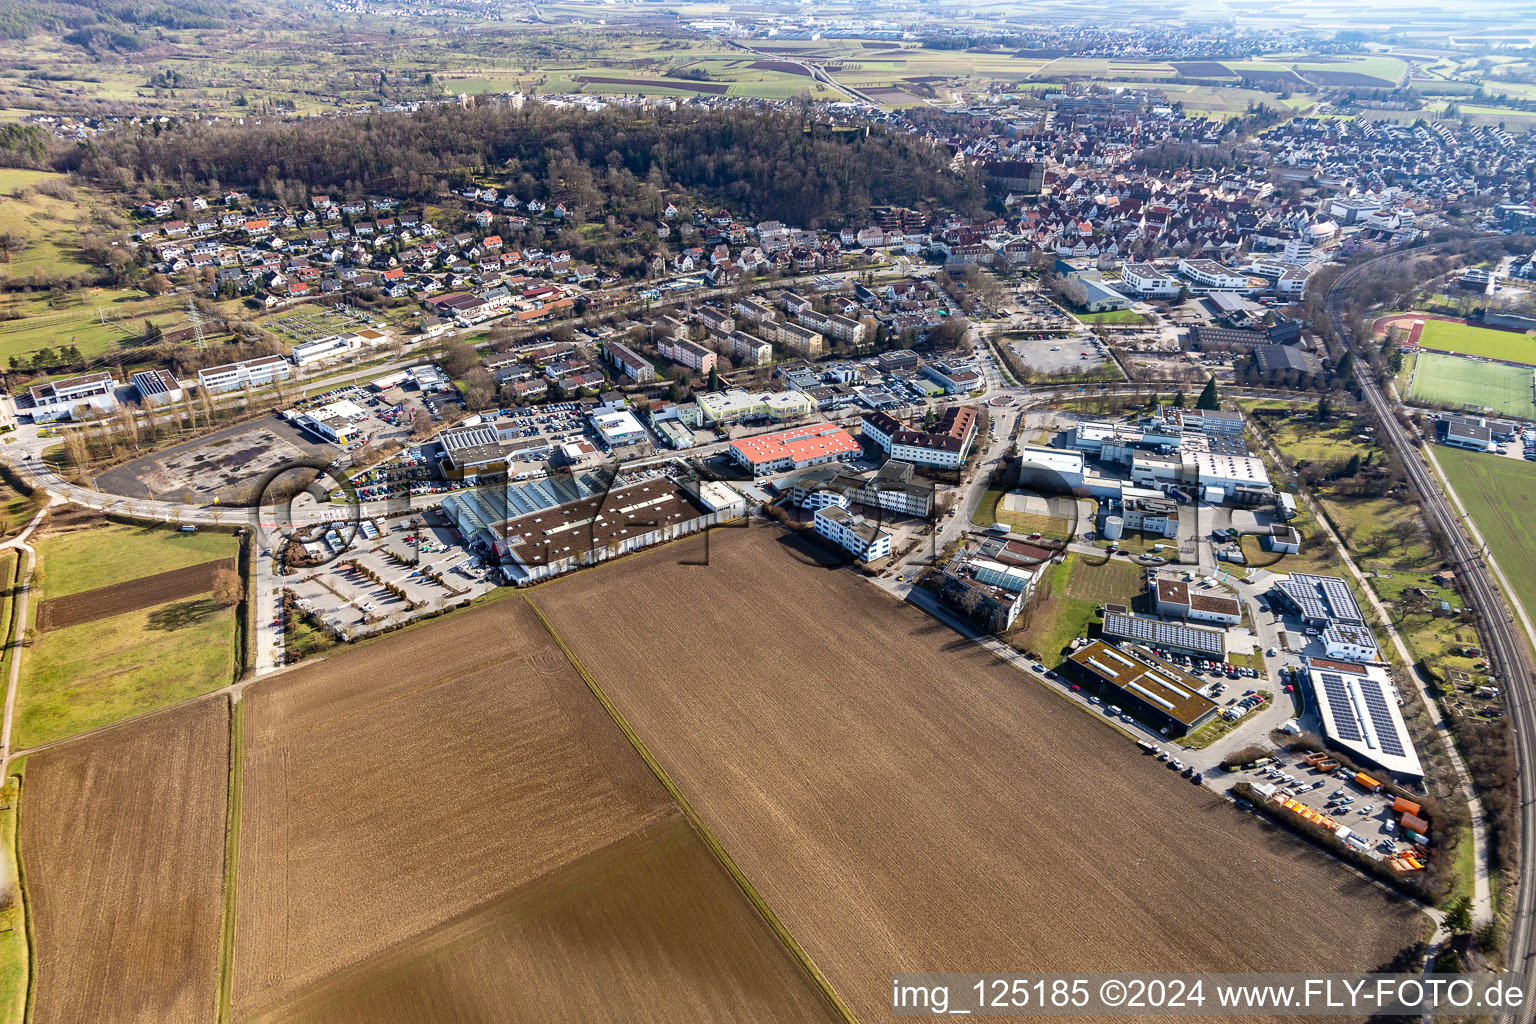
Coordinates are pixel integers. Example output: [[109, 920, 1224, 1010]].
[[1436, 447, 1536, 629], [1417, 318, 1536, 366], [1408, 351, 1536, 419]]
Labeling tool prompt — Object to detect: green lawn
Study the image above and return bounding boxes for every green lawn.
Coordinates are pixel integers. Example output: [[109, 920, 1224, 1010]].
[[36, 523, 237, 599], [15, 596, 236, 749], [1437, 447, 1536, 628], [0, 288, 182, 366], [1077, 310, 1148, 325], [0, 758, 26, 1024], [970, 487, 1073, 537], [1417, 318, 1536, 366], [1408, 351, 1536, 419], [1006, 554, 1099, 664]]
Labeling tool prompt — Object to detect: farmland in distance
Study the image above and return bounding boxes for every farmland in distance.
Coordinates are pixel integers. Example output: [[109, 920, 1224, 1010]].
[[20, 699, 230, 1024], [532, 526, 1424, 1021], [234, 597, 838, 1024]]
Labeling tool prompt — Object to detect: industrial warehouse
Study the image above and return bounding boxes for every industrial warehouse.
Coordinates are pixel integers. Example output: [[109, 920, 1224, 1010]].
[[1304, 658, 1424, 782], [441, 470, 746, 582], [1100, 607, 1226, 659], [1067, 640, 1220, 737]]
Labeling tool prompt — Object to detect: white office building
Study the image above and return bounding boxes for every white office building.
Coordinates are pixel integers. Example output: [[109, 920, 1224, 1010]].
[[813, 505, 892, 561]]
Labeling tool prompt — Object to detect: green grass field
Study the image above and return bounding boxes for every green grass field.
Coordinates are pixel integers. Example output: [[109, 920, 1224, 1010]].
[[36, 523, 236, 598], [0, 757, 26, 1024], [1408, 351, 1536, 419], [0, 288, 181, 366], [1077, 310, 1149, 325], [15, 596, 236, 748], [1437, 447, 1536, 632], [1417, 318, 1536, 366]]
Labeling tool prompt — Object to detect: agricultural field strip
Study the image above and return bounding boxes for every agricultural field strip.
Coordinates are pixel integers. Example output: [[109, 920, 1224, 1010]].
[[20, 699, 229, 1024], [35, 557, 233, 632], [231, 597, 839, 1022], [523, 596, 857, 1024], [530, 529, 1424, 1023]]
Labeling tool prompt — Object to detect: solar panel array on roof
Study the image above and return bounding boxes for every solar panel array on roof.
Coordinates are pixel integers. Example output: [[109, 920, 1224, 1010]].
[[1359, 677, 1406, 757], [1320, 672, 1362, 741], [1318, 576, 1365, 625], [1102, 610, 1224, 656]]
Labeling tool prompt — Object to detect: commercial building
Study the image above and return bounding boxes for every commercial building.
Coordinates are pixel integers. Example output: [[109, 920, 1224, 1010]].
[[785, 459, 935, 518], [497, 477, 726, 582], [438, 424, 510, 481], [1016, 445, 1085, 491], [292, 398, 367, 446], [1101, 608, 1226, 659], [23, 371, 118, 422], [1442, 414, 1493, 452], [1067, 640, 1220, 737], [198, 354, 292, 394], [1151, 578, 1242, 625], [131, 368, 183, 407], [813, 505, 892, 561], [590, 409, 650, 448], [1270, 572, 1378, 662], [861, 407, 978, 470], [697, 388, 813, 425], [1306, 657, 1423, 782], [920, 361, 984, 394], [729, 423, 860, 476], [940, 554, 1036, 632]]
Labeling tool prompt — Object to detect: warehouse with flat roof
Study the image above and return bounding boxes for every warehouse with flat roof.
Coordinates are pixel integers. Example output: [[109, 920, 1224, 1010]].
[[1305, 657, 1423, 781], [1068, 640, 1219, 736], [729, 423, 859, 476], [1101, 609, 1226, 658]]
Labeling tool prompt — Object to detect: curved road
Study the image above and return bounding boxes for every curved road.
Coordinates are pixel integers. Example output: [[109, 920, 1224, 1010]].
[[1328, 252, 1536, 1013]]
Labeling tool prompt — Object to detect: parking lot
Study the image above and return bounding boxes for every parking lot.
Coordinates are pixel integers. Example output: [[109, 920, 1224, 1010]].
[[1006, 334, 1107, 375], [1226, 755, 1418, 859], [280, 510, 499, 641]]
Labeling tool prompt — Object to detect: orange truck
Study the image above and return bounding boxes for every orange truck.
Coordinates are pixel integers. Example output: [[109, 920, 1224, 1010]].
[[1354, 772, 1383, 793]]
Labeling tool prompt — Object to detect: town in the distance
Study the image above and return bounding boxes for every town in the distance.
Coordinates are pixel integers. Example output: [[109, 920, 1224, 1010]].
[[0, 0, 1534, 1020]]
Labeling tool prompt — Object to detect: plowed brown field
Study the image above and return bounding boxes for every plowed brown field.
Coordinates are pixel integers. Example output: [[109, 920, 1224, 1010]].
[[247, 815, 833, 1024], [35, 557, 232, 632], [531, 527, 1424, 1021], [234, 597, 838, 1023], [20, 698, 230, 1024]]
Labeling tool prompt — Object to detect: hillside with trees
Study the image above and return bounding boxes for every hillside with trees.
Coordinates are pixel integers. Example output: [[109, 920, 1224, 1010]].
[[59, 102, 987, 229]]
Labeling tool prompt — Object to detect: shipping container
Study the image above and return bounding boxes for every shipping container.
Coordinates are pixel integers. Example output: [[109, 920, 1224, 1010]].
[[1401, 813, 1430, 834], [1392, 797, 1422, 817]]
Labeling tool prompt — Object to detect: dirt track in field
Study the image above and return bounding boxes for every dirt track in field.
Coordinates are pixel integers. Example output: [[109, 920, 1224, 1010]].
[[234, 597, 838, 1024], [21, 699, 230, 1024], [36, 557, 233, 632], [532, 526, 1425, 1022]]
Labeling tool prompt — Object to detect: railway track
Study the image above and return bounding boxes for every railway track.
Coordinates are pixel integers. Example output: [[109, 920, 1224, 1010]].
[[1327, 250, 1536, 1017]]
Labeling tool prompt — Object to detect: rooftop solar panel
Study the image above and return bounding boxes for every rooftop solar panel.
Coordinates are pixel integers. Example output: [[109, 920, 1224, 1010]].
[[1320, 673, 1364, 741], [1359, 679, 1406, 757]]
